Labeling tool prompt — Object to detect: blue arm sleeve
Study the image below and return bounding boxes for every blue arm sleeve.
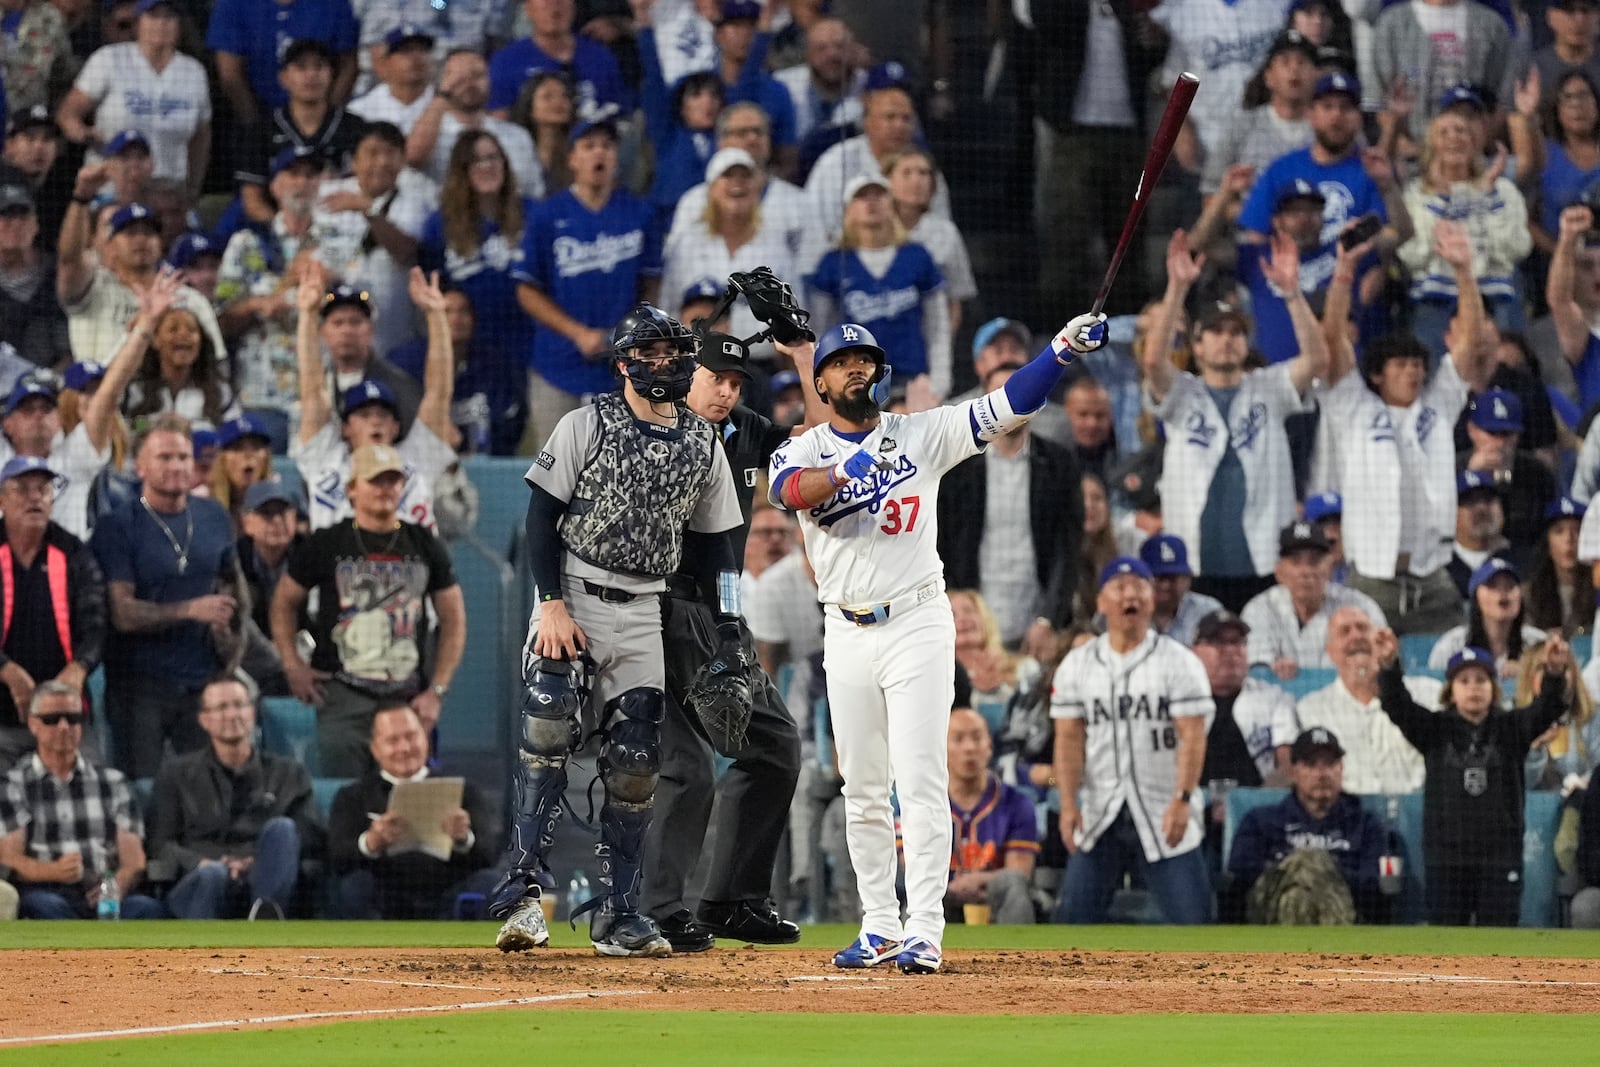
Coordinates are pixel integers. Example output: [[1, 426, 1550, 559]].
[[1001, 342, 1071, 415]]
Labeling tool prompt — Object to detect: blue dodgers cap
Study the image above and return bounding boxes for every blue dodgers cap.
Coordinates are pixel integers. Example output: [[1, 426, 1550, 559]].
[[164, 231, 219, 270], [0, 454, 57, 482], [1138, 533, 1192, 577], [63, 361, 106, 391], [270, 144, 324, 178], [1457, 468, 1498, 496], [1446, 645, 1496, 681], [864, 61, 911, 93], [1468, 388, 1523, 433], [109, 202, 158, 235], [770, 369, 801, 393], [1546, 495, 1587, 522], [717, 0, 761, 22], [217, 413, 272, 449], [1273, 176, 1326, 213], [103, 129, 150, 156], [568, 105, 621, 145], [1098, 555, 1154, 589], [681, 276, 724, 307], [1304, 491, 1342, 523], [133, 0, 175, 14], [1467, 556, 1520, 597], [384, 22, 435, 50], [3, 378, 57, 415], [191, 427, 220, 454], [242, 479, 298, 513], [1312, 71, 1361, 103], [1438, 84, 1487, 113], [970, 316, 1031, 361], [341, 379, 400, 419]]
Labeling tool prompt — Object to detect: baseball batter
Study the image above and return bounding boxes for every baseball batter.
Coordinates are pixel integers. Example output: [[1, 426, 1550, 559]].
[[769, 311, 1107, 973]]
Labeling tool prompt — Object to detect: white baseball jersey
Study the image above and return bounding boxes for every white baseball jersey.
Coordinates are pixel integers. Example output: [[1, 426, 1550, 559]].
[[1240, 583, 1389, 670], [292, 420, 453, 532], [1229, 676, 1301, 784], [768, 401, 987, 607], [1050, 630, 1216, 861], [1310, 358, 1470, 579], [1152, 362, 1310, 575], [1151, 0, 1290, 155]]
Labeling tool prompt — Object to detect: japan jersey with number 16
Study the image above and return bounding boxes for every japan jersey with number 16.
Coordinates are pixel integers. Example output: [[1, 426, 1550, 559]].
[[769, 402, 985, 607]]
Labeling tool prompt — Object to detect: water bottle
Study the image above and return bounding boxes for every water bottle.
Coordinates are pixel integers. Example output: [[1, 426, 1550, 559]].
[[96, 870, 121, 921]]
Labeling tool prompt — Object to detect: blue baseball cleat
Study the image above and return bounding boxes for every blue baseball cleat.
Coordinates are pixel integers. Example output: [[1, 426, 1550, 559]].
[[895, 937, 942, 975], [832, 932, 902, 969]]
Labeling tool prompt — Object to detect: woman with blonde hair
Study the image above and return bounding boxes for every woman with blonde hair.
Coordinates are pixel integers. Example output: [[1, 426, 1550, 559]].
[[1521, 638, 1600, 789], [207, 414, 274, 529], [1397, 108, 1532, 359], [657, 147, 796, 343], [949, 588, 1031, 736], [884, 147, 975, 336], [805, 174, 950, 400]]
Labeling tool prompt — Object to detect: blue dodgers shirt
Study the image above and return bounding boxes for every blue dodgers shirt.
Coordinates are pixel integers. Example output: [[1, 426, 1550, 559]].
[[205, 0, 359, 111], [487, 36, 630, 117], [418, 203, 535, 366], [514, 189, 662, 397], [806, 244, 944, 378], [1237, 148, 1389, 257]]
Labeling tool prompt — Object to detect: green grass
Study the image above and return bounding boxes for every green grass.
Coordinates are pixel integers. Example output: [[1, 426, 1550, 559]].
[[3, 1011, 1592, 1066], [4, 920, 1599, 956]]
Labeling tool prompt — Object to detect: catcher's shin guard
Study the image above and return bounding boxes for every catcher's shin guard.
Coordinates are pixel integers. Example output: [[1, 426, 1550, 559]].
[[489, 657, 587, 918], [585, 688, 664, 917]]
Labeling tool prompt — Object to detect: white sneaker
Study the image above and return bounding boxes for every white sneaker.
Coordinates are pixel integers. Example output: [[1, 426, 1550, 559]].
[[495, 895, 550, 952]]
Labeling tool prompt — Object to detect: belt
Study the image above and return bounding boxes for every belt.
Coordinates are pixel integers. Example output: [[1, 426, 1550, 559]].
[[664, 573, 700, 601], [582, 580, 641, 604], [835, 580, 940, 627]]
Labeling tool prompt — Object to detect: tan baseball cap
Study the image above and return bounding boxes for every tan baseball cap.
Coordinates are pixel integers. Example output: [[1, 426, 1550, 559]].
[[349, 443, 404, 484]]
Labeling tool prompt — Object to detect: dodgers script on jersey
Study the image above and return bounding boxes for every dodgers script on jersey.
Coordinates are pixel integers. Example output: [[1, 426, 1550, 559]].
[[1051, 632, 1216, 861], [768, 401, 988, 607]]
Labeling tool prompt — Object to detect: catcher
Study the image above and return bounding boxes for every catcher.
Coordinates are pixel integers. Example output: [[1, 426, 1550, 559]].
[[643, 269, 828, 951]]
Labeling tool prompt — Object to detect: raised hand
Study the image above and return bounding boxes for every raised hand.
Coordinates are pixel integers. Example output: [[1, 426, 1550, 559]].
[[1433, 218, 1474, 270], [1384, 74, 1415, 125], [1165, 228, 1204, 290], [1261, 230, 1302, 295], [1559, 204, 1594, 245], [138, 264, 183, 324], [1477, 142, 1508, 191], [1514, 67, 1541, 118], [1545, 634, 1572, 676], [1220, 163, 1256, 201], [296, 257, 328, 315], [1361, 147, 1397, 191], [408, 267, 447, 315], [1059, 312, 1108, 355], [1372, 626, 1399, 668]]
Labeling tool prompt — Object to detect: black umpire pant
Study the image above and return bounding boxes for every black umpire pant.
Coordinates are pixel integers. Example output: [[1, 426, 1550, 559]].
[[643, 588, 801, 917]]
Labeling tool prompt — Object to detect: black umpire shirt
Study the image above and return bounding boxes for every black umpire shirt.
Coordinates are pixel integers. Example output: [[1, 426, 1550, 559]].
[[717, 404, 791, 562]]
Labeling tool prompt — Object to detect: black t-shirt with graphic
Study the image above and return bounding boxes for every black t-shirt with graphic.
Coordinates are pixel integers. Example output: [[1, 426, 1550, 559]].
[[286, 518, 456, 698]]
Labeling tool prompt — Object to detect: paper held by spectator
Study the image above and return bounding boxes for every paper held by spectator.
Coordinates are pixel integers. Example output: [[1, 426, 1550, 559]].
[[386, 778, 464, 861]]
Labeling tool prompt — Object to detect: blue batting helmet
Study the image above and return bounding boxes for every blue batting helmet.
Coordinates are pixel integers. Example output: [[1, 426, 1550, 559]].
[[814, 322, 887, 383]]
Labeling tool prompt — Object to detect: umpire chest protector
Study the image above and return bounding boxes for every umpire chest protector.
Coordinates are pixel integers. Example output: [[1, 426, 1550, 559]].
[[560, 392, 716, 577]]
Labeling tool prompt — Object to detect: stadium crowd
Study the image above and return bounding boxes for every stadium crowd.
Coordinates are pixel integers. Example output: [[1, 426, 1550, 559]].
[[6, 0, 1600, 929]]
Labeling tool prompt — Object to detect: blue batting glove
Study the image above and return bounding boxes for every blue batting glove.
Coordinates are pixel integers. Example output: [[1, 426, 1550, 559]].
[[832, 448, 879, 485]]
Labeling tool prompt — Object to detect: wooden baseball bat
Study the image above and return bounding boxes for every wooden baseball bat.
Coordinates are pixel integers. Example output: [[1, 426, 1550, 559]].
[[1090, 72, 1200, 317]]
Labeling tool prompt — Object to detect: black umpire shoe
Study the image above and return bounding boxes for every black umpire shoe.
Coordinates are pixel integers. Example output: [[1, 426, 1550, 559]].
[[656, 909, 716, 953], [698, 899, 801, 944]]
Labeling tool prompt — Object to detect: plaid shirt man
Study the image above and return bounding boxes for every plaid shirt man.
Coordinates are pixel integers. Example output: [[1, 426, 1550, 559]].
[[0, 753, 141, 879]]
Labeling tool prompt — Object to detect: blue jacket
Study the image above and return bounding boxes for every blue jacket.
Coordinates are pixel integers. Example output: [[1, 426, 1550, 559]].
[[1228, 791, 1388, 897]]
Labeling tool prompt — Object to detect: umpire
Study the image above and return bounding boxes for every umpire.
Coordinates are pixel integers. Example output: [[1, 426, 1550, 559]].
[[644, 321, 820, 951]]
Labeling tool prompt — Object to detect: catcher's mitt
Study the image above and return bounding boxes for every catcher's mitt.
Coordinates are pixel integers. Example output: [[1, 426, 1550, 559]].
[[729, 266, 815, 344], [687, 640, 755, 755]]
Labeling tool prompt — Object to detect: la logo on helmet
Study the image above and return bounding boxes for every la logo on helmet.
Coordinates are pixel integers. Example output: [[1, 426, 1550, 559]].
[[842, 326, 859, 342]]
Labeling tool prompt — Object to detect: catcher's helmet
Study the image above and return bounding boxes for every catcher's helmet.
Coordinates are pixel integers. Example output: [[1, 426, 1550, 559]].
[[612, 303, 697, 402], [813, 322, 886, 381]]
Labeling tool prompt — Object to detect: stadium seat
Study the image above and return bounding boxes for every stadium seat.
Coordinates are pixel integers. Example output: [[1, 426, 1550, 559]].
[[259, 696, 321, 776], [1400, 633, 1440, 674], [1573, 634, 1592, 665]]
